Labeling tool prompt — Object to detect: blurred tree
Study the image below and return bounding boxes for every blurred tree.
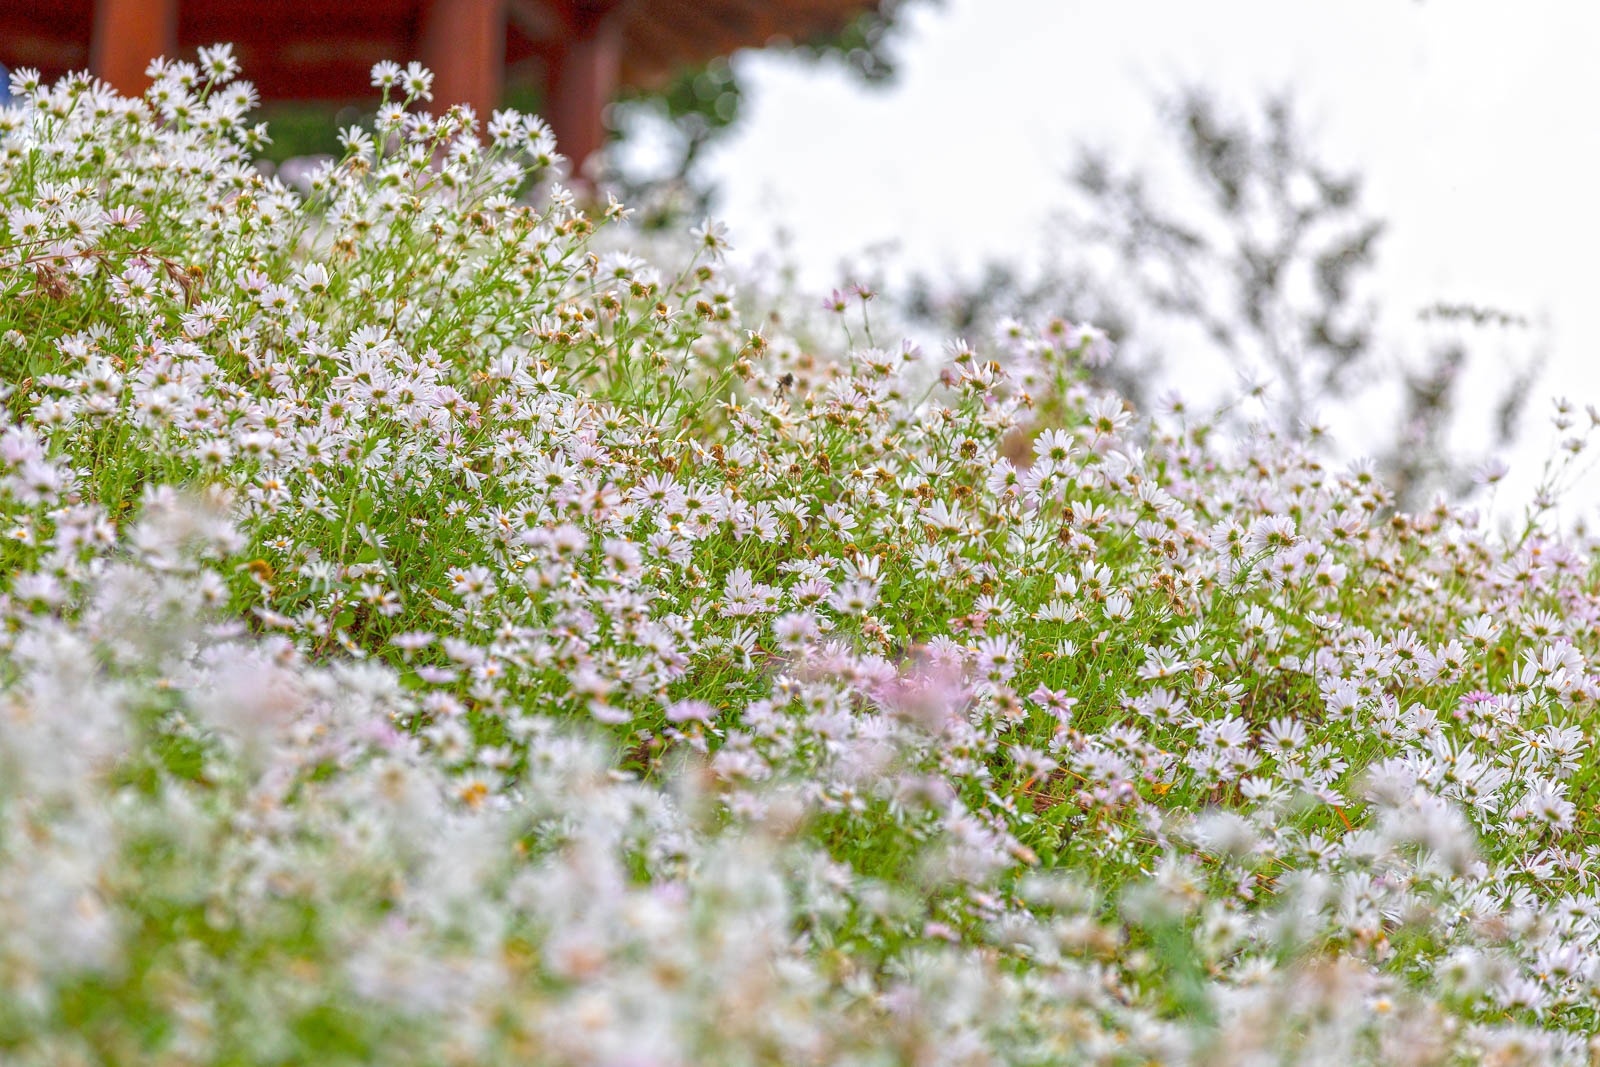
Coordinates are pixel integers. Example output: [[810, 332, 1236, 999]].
[[256, 2, 931, 208], [603, 0, 932, 226], [907, 86, 1542, 507], [1070, 90, 1385, 431]]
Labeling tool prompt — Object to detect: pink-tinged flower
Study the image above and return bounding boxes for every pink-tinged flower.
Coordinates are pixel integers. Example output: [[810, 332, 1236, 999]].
[[1027, 685, 1079, 725], [666, 698, 715, 723]]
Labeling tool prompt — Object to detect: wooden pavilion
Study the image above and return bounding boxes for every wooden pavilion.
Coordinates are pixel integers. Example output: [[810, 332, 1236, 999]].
[[0, 0, 882, 165]]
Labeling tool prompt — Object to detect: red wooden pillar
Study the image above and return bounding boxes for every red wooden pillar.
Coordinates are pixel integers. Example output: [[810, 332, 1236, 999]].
[[419, 0, 508, 120], [91, 0, 178, 96], [545, 5, 626, 174]]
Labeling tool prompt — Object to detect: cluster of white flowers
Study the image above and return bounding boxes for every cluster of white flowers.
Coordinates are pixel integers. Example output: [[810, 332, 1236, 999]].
[[2, 55, 1600, 1065]]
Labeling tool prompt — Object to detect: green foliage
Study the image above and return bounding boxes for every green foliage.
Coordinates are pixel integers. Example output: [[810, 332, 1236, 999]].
[[0, 46, 1597, 1066]]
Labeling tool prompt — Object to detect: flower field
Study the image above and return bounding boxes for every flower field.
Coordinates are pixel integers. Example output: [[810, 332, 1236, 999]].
[[4, 51, 1600, 1064]]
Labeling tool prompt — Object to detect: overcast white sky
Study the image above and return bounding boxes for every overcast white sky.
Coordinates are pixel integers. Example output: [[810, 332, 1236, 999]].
[[692, 0, 1600, 515]]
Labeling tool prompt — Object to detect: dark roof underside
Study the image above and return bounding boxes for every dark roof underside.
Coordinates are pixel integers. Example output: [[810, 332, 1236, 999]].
[[0, 0, 881, 101]]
